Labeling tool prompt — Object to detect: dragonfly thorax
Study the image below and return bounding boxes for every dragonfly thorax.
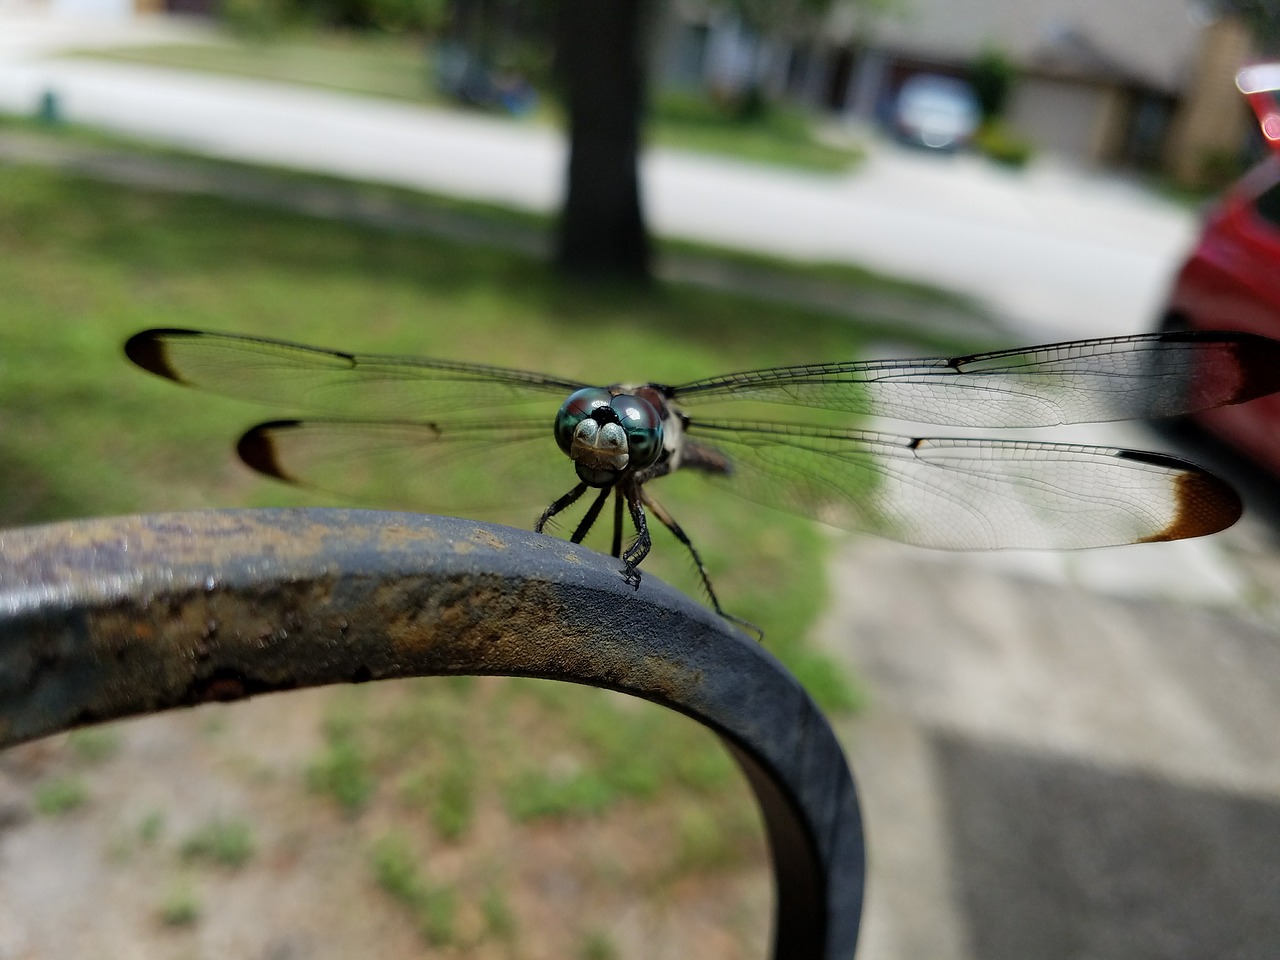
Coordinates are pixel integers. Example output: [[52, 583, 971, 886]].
[[554, 387, 664, 487]]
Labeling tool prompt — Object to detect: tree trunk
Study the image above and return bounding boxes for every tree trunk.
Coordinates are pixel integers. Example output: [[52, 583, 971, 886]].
[[554, 0, 652, 281]]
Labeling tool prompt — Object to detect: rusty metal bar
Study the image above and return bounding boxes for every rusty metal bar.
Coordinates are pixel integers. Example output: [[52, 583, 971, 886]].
[[0, 508, 864, 960]]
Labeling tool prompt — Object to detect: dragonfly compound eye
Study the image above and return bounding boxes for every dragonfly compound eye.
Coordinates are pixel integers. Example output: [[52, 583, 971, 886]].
[[611, 393, 663, 470], [553, 388, 664, 486], [554, 388, 613, 456]]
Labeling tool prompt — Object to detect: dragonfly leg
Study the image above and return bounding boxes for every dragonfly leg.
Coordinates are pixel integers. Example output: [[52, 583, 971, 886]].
[[619, 490, 651, 590], [535, 481, 590, 534], [611, 489, 625, 558], [641, 491, 763, 642], [569, 487, 612, 545]]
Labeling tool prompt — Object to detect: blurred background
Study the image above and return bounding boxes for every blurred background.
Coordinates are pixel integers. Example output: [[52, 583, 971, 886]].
[[2, 0, 1280, 957]]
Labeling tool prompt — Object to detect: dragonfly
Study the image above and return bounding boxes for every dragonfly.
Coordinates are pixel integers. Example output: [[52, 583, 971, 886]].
[[125, 327, 1280, 631]]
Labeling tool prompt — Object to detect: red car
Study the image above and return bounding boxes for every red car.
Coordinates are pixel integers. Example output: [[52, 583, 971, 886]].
[[1159, 65, 1280, 477]]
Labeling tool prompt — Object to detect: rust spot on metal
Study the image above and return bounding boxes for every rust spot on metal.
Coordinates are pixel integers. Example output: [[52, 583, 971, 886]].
[[469, 529, 507, 551], [378, 574, 573, 668], [376, 521, 441, 548], [191, 672, 248, 703]]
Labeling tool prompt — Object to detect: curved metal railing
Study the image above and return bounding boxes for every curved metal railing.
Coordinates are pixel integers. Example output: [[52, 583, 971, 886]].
[[0, 508, 864, 959]]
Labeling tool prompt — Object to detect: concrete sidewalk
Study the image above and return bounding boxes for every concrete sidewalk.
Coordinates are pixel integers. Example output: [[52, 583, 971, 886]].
[[828, 532, 1280, 960]]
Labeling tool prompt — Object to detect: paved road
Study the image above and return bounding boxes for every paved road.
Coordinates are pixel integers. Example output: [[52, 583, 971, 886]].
[[0, 10, 1197, 341]]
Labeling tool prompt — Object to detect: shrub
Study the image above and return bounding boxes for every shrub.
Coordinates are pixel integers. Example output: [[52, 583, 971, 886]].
[[974, 121, 1034, 168]]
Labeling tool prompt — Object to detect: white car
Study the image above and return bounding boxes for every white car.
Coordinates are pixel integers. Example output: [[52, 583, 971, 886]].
[[893, 74, 982, 151]]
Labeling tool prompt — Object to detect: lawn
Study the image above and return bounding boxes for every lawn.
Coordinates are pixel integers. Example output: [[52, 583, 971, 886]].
[[0, 150, 973, 955], [75, 32, 445, 106]]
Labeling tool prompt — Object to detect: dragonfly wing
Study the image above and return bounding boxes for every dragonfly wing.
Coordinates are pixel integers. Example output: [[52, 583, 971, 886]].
[[684, 420, 1240, 550], [235, 416, 572, 525], [675, 331, 1280, 427], [125, 328, 586, 418]]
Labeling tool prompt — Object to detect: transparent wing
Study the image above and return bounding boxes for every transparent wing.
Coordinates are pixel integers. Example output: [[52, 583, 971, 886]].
[[674, 331, 1280, 428], [684, 420, 1240, 550], [125, 328, 587, 418], [235, 416, 575, 526]]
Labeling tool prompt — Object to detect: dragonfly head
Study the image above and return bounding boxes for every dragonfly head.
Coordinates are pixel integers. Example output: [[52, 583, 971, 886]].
[[554, 387, 663, 487]]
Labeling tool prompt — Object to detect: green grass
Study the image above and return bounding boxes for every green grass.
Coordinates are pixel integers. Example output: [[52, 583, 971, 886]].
[[71, 33, 444, 107], [369, 833, 457, 946], [649, 89, 862, 172], [140, 810, 166, 845], [429, 752, 475, 841], [67, 727, 121, 764], [157, 880, 201, 926], [480, 884, 516, 940], [579, 929, 619, 960], [307, 695, 375, 814], [499, 680, 747, 823], [180, 818, 256, 868], [34, 776, 89, 816]]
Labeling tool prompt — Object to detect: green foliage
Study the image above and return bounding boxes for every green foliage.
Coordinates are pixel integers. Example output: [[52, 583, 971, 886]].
[[505, 768, 618, 821], [67, 727, 120, 764], [1208, 0, 1280, 55], [158, 881, 201, 926], [398, 748, 477, 841], [417, 883, 457, 946], [1197, 147, 1247, 190], [969, 48, 1016, 121], [308, 736, 375, 812], [481, 884, 517, 940], [652, 90, 864, 172], [221, 0, 289, 40], [370, 832, 422, 902], [139, 810, 166, 845], [308, 697, 375, 813], [973, 121, 1034, 168], [309, 0, 449, 34], [222, 0, 450, 37], [579, 929, 619, 960], [501, 682, 767, 822], [369, 834, 456, 946], [430, 754, 476, 841], [784, 649, 866, 712], [672, 805, 736, 873], [34, 777, 88, 816], [386, 681, 478, 839], [180, 818, 256, 868]]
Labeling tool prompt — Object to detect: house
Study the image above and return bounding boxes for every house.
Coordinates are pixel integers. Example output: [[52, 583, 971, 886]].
[[663, 0, 1257, 185]]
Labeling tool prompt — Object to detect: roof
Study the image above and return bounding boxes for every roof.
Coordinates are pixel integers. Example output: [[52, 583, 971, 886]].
[[827, 0, 1216, 93]]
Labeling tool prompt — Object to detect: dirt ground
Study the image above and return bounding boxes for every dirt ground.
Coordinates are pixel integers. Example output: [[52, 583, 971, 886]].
[[0, 680, 773, 960]]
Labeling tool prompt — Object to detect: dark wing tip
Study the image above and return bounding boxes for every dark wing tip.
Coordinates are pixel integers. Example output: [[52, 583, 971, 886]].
[[237, 420, 303, 483], [123, 328, 202, 383], [1120, 449, 1243, 541], [1225, 332, 1280, 405], [1169, 329, 1280, 407]]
